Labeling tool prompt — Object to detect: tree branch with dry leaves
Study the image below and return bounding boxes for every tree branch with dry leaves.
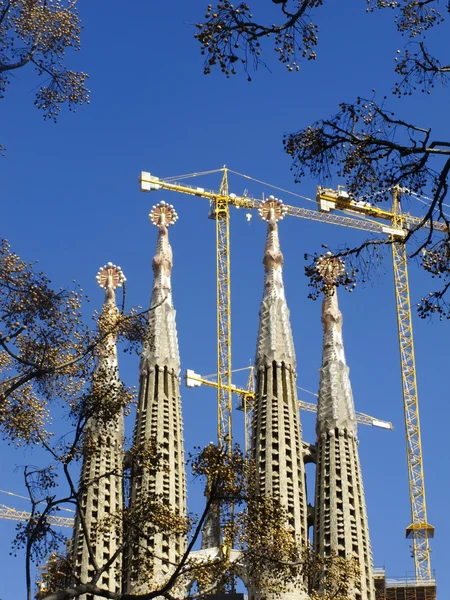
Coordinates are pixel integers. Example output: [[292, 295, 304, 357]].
[[194, 1, 322, 79], [0, 239, 161, 445], [194, 1, 450, 317], [284, 97, 450, 316], [0, 0, 89, 151]]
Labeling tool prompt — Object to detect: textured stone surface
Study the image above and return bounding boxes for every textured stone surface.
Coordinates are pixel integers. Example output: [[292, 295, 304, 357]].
[[125, 222, 187, 594], [69, 221, 381, 600], [201, 499, 221, 550], [314, 291, 375, 600], [316, 292, 357, 436], [255, 218, 296, 370], [141, 222, 180, 376], [71, 286, 124, 599], [250, 217, 309, 600]]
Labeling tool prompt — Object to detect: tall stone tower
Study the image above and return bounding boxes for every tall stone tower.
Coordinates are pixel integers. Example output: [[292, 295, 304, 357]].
[[125, 201, 187, 594], [71, 263, 125, 598], [313, 256, 375, 600], [251, 197, 309, 600]]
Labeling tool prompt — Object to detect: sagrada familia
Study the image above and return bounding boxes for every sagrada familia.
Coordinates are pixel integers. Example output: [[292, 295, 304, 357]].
[[48, 198, 432, 600]]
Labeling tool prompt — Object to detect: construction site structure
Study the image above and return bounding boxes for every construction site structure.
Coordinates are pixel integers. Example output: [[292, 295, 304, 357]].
[[0, 504, 74, 528], [139, 169, 437, 582], [185, 370, 393, 433], [374, 569, 436, 600], [1, 168, 440, 600], [139, 170, 400, 452], [125, 202, 187, 594], [70, 263, 126, 599]]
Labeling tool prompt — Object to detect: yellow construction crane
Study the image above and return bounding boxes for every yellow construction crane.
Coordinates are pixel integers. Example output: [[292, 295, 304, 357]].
[[185, 368, 393, 452], [139, 168, 441, 581], [0, 504, 73, 528], [0, 489, 75, 528], [140, 168, 394, 447]]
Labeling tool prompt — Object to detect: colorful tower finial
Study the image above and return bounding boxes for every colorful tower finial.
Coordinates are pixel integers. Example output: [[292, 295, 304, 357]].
[[96, 262, 126, 311], [258, 195, 287, 223], [149, 201, 178, 227], [96, 262, 126, 291], [315, 252, 345, 294]]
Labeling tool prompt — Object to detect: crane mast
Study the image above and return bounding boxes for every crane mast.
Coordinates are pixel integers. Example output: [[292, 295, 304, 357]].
[[215, 170, 233, 453], [391, 188, 434, 581]]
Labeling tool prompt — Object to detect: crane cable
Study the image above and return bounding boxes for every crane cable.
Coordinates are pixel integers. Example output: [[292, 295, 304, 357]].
[[227, 168, 316, 205], [162, 167, 381, 228], [163, 169, 224, 182], [408, 190, 450, 219], [162, 168, 450, 223], [0, 489, 75, 513]]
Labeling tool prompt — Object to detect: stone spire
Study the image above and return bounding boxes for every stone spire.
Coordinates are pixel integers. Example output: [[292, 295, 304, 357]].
[[71, 263, 125, 599], [250, 197, 309, 600], [316, 290, 357, 436], [313, 262, 375, 600], [126, 202, 187, 595], [140, 201, 180, 375], [255, 198, 295, 369]]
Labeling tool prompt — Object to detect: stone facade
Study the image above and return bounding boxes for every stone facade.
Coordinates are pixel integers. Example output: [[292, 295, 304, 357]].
[[125, 208, 187, 594], [314, 291, 375, 600], [71, 283, 124, 599], [250, 207, 309, 600], [68, 202, 382, 600]]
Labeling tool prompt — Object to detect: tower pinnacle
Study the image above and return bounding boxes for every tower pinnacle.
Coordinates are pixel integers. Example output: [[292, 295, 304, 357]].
[[96, 262, 126, 337], [126, 202, 186, 594], [250, 197, 309, 600], [141, 201, 180, 375], [255, 196, 295, 370], [313, 255, 375, 600], [315, 255, 357, 436], [96, 261, 126, 292]]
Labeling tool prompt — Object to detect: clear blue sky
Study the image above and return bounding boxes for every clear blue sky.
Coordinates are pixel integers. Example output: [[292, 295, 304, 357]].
[[1, 2, 448, 598]]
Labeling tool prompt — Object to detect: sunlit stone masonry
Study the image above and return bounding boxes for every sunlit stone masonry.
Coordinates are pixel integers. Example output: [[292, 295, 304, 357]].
[[125, 202, 187, 594], [314, 279, 375, 600], [71, 264, 126, 599], [250, 197, 310, 600]]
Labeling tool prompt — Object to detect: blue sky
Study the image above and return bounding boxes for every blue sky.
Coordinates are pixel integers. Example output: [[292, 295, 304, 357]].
[[1, 1, 449, 598]]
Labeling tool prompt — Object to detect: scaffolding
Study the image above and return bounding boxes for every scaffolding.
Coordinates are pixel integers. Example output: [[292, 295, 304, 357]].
[[374, 568, 437, 600]]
